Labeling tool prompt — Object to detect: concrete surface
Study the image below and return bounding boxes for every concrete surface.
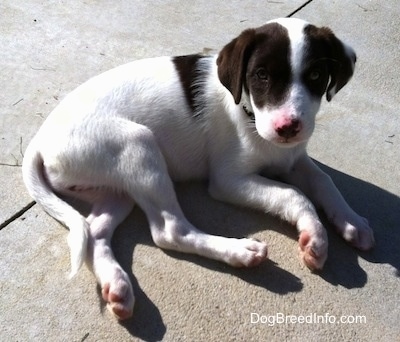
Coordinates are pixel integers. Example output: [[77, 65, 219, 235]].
[[1, 0, 399, 341]]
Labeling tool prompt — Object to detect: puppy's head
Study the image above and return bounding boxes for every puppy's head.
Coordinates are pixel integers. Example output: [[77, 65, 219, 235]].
[[217, 18, 356, 147]]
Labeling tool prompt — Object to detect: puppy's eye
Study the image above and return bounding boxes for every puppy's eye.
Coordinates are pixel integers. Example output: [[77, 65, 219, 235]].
[[256, 68, 269, 81], [308, 69, 321, 81]]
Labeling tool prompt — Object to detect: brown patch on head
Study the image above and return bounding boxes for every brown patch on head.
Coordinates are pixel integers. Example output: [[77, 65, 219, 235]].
[[217, 23, 292, 108], [217, 21, 356, 109], [245, 23, 292, 109], [303, 25, 356, 101]]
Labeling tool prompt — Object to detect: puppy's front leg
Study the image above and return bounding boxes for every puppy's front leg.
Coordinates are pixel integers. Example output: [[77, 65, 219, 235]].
[[283, 155, 374, 251], [209, 173, 328, 270]]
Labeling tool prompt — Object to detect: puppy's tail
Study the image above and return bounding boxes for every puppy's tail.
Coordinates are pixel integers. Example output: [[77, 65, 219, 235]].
[[22, 141, 88, 278]]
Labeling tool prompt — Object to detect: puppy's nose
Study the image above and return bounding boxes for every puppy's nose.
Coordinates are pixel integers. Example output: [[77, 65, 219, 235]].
[[275, 119, 301, 139]]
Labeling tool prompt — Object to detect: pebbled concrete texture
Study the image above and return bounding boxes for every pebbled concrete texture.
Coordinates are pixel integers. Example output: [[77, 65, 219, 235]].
[[1, 1, 399, 341]]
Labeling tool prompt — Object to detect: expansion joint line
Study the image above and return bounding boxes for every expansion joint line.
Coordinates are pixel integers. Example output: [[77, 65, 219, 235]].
[[286, 0, 314, 17], [0, 201, 36, 230]]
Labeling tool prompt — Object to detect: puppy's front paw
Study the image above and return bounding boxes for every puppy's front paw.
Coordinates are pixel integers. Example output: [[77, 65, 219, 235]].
[[298, 231, 327, 271], [297, 217, 328, 271], [101, 268, 134, 320], [334, 214, 374, 251]]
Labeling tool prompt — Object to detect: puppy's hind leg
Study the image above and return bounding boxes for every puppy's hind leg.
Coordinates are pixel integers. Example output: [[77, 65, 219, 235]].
[[84, 193, 135, 320], [122, 125, 268, 268]]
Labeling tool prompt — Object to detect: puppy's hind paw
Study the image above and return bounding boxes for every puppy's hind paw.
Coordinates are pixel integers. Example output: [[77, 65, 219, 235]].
[[101, 269, 134, 320], [227, 238, 268, 268]]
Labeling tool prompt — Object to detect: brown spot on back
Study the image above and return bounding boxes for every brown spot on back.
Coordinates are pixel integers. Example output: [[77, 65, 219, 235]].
[[173, 54, 211, 116]]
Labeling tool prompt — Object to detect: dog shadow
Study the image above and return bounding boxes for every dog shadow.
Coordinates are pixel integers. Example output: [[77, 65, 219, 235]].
[[167, 161, 400, 290], [314, 161, 400, 286], [109, 195, 303, 341], [94, 161, 399, 341]]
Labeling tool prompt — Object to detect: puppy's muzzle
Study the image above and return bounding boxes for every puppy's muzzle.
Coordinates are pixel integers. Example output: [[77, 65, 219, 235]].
[[274, 117, 302, 139]]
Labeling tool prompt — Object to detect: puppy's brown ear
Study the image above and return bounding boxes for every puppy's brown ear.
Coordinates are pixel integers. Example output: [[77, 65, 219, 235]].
[[321, 28, 357, 102], [217, 29, 256, 104]]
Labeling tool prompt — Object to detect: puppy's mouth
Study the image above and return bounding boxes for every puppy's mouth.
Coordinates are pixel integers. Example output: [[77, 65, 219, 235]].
[[255, 126, 308, 147], [272, 137, 305, 147], [254, 128, 306, 147]]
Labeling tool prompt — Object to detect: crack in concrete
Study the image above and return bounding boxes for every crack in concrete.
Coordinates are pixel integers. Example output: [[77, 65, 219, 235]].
[[0, 201, 36, 230], [286, 0, 314, 17]]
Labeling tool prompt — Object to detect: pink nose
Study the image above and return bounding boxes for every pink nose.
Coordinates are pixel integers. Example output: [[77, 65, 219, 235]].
[[274, 118, 301, 139]]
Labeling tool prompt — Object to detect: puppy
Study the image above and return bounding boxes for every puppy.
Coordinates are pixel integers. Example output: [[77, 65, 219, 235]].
[[22, 18, 374, 319]]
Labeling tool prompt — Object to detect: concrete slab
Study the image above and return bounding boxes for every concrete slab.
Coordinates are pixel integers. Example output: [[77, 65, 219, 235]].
[[1, 0, 399, 341], [1, 185, 399, 341]]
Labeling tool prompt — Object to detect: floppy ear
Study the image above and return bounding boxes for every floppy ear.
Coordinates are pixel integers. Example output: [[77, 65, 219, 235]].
[[322, 28, 357, 102], [217, 29, 256, 104]]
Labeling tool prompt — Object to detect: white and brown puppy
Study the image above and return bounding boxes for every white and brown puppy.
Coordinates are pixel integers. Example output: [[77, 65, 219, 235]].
[[22, 18, 374, 319]]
